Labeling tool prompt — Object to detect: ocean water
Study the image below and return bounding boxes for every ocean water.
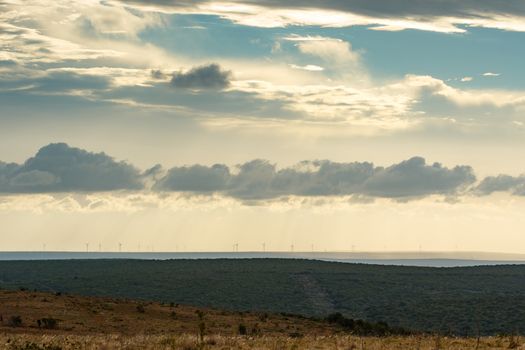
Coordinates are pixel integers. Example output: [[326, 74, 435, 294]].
[[0, 251, 524, 267]]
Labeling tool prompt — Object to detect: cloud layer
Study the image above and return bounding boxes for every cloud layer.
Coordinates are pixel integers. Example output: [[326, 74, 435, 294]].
[[120, 0, 525, 33], [155, 157, 475, 199], [0, 143, 492, 202]]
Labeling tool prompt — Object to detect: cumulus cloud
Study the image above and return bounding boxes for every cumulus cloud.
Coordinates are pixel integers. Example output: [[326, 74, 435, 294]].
[[154, 164, 230, 192], [0, 143, 143, 193], [10, 143, 525, 202], [154, 157, 475, 200], [362, 157, 475, 198], [171, 64, 232, 89], [475, 175, 525, 196], [287, 36, 360, 66], [283, 35, 364, 80]]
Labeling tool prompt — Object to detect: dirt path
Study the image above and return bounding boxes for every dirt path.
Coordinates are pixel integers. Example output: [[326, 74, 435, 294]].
[[292, 273, 336, 316]]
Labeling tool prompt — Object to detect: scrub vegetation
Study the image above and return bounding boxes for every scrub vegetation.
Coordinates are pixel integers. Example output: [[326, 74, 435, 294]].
[[0, 259, 524, 335]]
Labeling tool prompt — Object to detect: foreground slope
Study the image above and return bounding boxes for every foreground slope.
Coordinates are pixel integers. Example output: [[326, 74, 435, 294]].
[[0, 289, 523, 350]]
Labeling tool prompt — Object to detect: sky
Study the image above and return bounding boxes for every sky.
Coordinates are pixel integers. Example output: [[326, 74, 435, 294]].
[[1, 0, 525, 253]]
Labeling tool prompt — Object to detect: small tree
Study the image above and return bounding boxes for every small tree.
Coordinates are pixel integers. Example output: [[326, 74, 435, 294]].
[[238, 323, 247, 335]]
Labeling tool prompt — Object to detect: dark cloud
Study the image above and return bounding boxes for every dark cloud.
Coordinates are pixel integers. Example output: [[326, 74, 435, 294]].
[[121, 0, 525, 29], [154, 157, 475, 200], [154, 164, 230, 192], [362, 157, 475, 198], [0, 143, 143, 193], [171, 64, 231, 89], [4, 144, 514, 200], [475, 175, 525, 196], [150, 69, 166, 80], [239, 0, 525, 18]]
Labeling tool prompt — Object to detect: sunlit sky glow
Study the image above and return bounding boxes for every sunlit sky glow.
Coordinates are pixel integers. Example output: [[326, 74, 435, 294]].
[[2, 0, 525, 253]]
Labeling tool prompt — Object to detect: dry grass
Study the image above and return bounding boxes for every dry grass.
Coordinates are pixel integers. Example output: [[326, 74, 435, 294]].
[[0, 289, 333, 337], [1, 333, 524, 350]]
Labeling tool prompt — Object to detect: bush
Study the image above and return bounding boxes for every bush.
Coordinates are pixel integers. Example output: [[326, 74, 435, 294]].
[[238, 323, 247, 335], [37, 318, 59, 329], [325, 312, 413, 337], [136, 304, 145, 313], [8, 315, 22, 327], [12, 342, 62, 350]]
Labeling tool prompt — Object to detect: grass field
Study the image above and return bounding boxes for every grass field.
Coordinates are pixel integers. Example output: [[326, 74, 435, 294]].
[[0, 259, 524, 335]]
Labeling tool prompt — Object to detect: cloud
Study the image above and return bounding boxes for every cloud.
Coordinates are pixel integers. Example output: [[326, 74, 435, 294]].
[[154, 157, 475, 200], [290, 64, 324, 72], [11, 143, 525, 201], [361, 157, 475, 198], [283, 35, 363, 80], [460, 77, 473, 82], [289, 36, 360, 65], [153, 164, 230, 192], [482, 72, 500, 77], [0, 143, 143, 193], [475, 175, 525, 196], [171, 64, 232, 89], [119, 0, 525, 33]]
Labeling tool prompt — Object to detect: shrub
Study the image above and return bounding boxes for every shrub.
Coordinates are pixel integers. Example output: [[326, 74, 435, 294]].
[[325, 312, 413, 337], [8, 315, 22, 327], [37, 318, 59, 329], [136, 304, 146, 313], [12, 342, 61, 350], [258, 313, 268, 322], [289, 332, 303, 338], [238, 323, 247, 335]]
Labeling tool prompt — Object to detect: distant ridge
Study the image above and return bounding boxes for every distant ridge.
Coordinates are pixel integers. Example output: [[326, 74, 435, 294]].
[[0, 251, 524, 267]]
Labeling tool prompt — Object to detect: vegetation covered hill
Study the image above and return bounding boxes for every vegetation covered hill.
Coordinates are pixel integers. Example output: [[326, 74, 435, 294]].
[[0, 259, 524, 335]]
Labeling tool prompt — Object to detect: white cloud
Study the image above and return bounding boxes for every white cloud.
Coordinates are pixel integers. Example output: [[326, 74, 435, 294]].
[[290, 64, 324, 72], [295, 38, 360, 66], [482, 72, 500, 77]]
